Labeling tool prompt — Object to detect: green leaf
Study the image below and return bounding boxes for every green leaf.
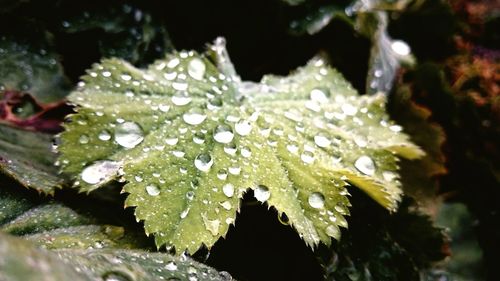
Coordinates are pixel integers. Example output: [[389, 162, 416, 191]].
[[0, 37, 69, 103], [59, 3, 173, 65], [0, 124, 64, 194], [0, 232, 234, 281], [58, 38, 424, 253], [0, 184, 148, 250]]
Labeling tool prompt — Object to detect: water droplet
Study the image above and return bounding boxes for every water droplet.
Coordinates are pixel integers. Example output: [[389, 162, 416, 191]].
[[172, 92, 192, 106], [213, 124, 234, 144], [167, 57, 180, 68], [165, 137, 178, 146], [165, 261, 178, 271], [314, 135, 331, 148], [115, 121, 144, 148], [81, 160, 120, 184], [220, 201, 232, 210], [382, 171, 397, 181], [391, 40, 410, 56], [241, 146, 252, 158], [180, 208, 190, 218], [102, 71, 112, 77], [223, 183, 235, 197], [219, 271, 233, 281], [183, 112, 207, 125], [278, 212, 289, 225], [102, 271, 133, 281], [194, 153, 213, 172], [79, 134, 89, 144], [389, 125, 402, 132], [354, 155, 376, 176], [172, 81, 188, 91], [223, 143, 237, 155], [308, 192, 325, 208], [228, 166, 241, 175], [235, 120, 252, 136], [217, 169, 228, 180], [310, 88, 330, 103], [146, 184, 160, 196], [188, 58, 206, 80], [134, 175, 143, 182], [186, 191, 195, 200], [173, 150, 185, 158], [202, 213, 220, 236], [341, 103, 358, 116], [98, 130, 111, 141], [287, 143, 299, 154], [193, 132, 205, 144], [325, 225, 340, 239], [254, 185, 270, 202], [301, 151, 315, 164], [120, 74, 132, 81]]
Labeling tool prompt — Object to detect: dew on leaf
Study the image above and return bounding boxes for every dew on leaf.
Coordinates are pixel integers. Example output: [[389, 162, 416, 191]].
[[222, 183, 235, 197], [228, 166, 241, 175], [310, 88, 330, 103], [102, 271, 133, 281], [213, 124, 234, 144], [235, 120, 252, 136], [183, 112, 207, 125], [223, 143, 237, 155], [146, 184, 160, 196], [308, 192, 325, 209], [314, 135, 331, 148], [241, 146, 252, 158], [98, 130, 112, 141], [217, 169, 228, 180], [78, 134, 90, 144], [301, 151, 315, 164], [81, 160, 120, 184], [194, 153, 213, 172], [165, 137, 179, 146], [172, 81, 188, 91], [325, 224, 340, 239], [341, 103, 358, 116], [171, 92, 192, 106], [120, 74, 132, 81], [354, 155, 376, 176], [186, 191, 195, 200], [254, 185, 270, 202], [220, 201, 232, 210], [165, 261, 178, 271], [115, 121, 144, 148], [188, 58, 206, 80]]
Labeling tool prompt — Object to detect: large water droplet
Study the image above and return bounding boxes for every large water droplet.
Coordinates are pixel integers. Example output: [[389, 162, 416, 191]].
[[81, 160, 120, 184], [194, 153, 213, 172], [213, 124, 234, 144], [354, 155, 376, 176], [222, 183, 235, 197], [235, 120, 252, 136], [391, 40, 410, 56], [146, 184, 160, 196], [102, 271, 133, 281], [115, 121, 144, 148], [308, 192, 325, 209], [202, 213, 220, 236], [188, 58, 206, 80], [183, 112, 207, 125], [254, 185, 270, 202]]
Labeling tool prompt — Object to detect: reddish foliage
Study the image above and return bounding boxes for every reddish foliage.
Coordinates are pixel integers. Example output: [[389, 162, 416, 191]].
[[0, 90, 73, 133]]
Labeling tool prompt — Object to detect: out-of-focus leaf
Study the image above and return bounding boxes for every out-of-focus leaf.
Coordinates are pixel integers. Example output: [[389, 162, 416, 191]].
[[0, 232, 235, 281], [289, 5, 353, 36], [0, 185, 148, 250], [0, 125, 64, 194], [324, 198, 449, 281], [58, 38, 423, 253], [389, 81, 447, 206], [59, 3, 173, 65], [0, 37, 69, 103]]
